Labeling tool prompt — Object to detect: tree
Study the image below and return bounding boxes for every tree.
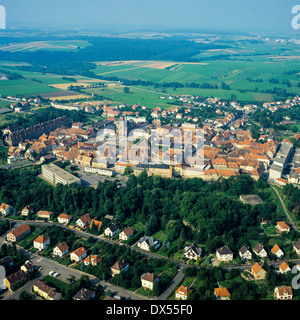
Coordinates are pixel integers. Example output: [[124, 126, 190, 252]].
[[153, 279, 160, 296], [123, 165, 132, 176], [123, 87, 130, 94], [19, 291, 33, 300]]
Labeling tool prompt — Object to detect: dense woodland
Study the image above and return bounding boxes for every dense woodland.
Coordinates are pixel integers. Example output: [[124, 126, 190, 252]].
[[0, 166, 297, 257]]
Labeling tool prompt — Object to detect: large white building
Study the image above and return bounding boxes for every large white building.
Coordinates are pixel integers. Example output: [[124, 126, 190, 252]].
[[42, 163, 81, 186]]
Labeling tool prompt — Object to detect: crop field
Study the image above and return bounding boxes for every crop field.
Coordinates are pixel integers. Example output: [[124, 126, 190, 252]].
[[90, 42, 300, 102], [0, 40, 92, 52], [0, 40, 299, 104], [84, 83, 172, 108], [0, 79, 60, 96]]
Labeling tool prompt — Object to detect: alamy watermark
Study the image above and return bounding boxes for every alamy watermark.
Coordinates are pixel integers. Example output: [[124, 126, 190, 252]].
[[292, 5, 300, 30], [95, 120, 204, 172], [0, 5, 5, 29], [0, 265, 5, 287]]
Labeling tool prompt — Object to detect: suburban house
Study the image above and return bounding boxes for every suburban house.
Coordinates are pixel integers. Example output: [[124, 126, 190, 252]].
[[0, 203, 13, 216], [271, 244, 284, 259], [21, 261, 34, 273], [141, 273, 159, 290], [6, 224, 31, 243], [70, 247, 87, 262], [183, 242, 202, 261], [251, 263, 267, 280], [0, 256, 13, 267], [119, 227, 134, 241], [111, 259, 129, 277], [33, 235, 50, 251], [53, 242, 69, 257], [57, 214, 72, 224], [175, 286, 192, 300], [216, 246, 233, 262], [274, 286, 293, 300], [279, 261, 291, 274], [239, 245, 252, 260], [83, 255, 101, 266], [76, 214, 92, 229], [73, 288, 95, 300], [104, 223, 120, 238], [137, 236, 161, 252], [4, 270, 27, 291], [21, 205, 33, 217], [214, 287, 231, 300], [294, 239, 300, 256], [33, 279, 62, 300], [90, 218, 103, 232], [253, 243, 267, 258], [37, 210, 53, 220], [276, 221, 290, 233]]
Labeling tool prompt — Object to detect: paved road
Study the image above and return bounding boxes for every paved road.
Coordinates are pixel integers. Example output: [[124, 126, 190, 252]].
[[0, 161, 35, 170], [0, 218, 181, 300], [4, 215, 298, 301], [271, 185, 299, 233]]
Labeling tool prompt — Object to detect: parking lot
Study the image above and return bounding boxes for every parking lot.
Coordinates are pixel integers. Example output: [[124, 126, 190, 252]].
[[72, 165, 128, 187]]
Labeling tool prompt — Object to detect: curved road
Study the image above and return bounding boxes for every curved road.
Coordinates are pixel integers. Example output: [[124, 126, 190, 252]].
[[271, 185, 299, 233]]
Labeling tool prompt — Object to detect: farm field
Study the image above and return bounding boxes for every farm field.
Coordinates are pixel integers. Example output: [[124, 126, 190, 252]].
[[0, 40, 92, 52], [0, 79, 60, 96], [0, 39, 299, 104]]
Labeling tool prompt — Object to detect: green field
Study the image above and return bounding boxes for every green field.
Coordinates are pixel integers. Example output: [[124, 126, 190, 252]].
[[0, 40, 299, 104], [0, 40, 92, 53], [0, 79, 60, 96]]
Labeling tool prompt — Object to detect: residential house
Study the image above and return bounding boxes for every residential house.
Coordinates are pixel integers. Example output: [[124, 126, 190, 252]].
[[70, 247, 87, 262], [4, 270, 27, 291], [21, 205, 33, 217], [111, 259, 129, 277], [37, 210, 53, 220], [33, 235, 50, 251], [6, 224, 31, 243], [104, 223, 120, 238], [214, 287, 231, 300], [119, 227, 134, 241], [33, 279, 62, 300], [73, 288, 95, 300], [21, 262, 34, 273], [271, 245, 284, 259], [239, 246, 252, 261], [57, 214, 72, 224], [0, 203, 13, 216], [253, 243, 267, 258], [175, 286, 192, 300], [53, 242, 69, 257], [251, 263, 267, 280], [141, 273, 159, 290], [83, 255, 101, 266], [274, 286, 293, 300], [137, 236, 161, 252], [216, 246, 233, 263], [0, 256, 14, 267], [90, 218, 103, 232], [279, 261, 291, 274], [76, 214, 92, 229], [183, 243, 202, 261], [276, 221, 290, 233], [294, 239, 300, 256]]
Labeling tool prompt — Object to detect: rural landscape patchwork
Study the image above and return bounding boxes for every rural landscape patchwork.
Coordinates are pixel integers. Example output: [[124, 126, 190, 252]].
[[0, 0, 300, 312]]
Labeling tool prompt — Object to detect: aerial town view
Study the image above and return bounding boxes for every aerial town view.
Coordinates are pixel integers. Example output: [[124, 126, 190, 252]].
[[0, 0, 300, 314]]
